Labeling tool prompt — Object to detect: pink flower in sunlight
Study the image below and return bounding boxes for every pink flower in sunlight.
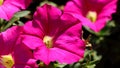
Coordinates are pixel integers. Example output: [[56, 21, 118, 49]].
[[0, 0, 32, 20], [0, 26, 37, 68], [64, 0, 117, 32], [22, 4, 85, 65]]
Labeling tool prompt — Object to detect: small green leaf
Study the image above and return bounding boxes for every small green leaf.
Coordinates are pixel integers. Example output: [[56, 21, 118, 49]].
[[1, 17, 19, 31], [86, 64, 96, 68], [79, 49, 102, 68], [54, 62, 67, 68], [73, 63, 81, 68], [14, 10, 30, 18], [1, 11, 30, 31], [83, 26, 96, 34], [39, 1, 57, 7], [17, 21, 24, 26]]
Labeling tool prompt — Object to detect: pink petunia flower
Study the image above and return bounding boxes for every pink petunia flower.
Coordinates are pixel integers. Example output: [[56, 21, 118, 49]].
[[0, 26, 37, 68], [64, 0, 117, 32], [0, 0, 32, 20], [22, 4, 85, 65]]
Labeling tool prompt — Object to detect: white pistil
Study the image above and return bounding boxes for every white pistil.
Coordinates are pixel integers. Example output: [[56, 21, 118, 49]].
[[43, 36, 53, 48], [86, 11, 97, 23], [0, 0, 4, 6], [0, 54, 14, 68]]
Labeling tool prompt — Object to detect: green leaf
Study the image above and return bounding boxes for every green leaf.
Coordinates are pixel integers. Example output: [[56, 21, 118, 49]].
[[54, 62, 67, 68], [73, 63, 81, 68], [0, 18, 7, 32], [1, 17, 19, 31], [83, 26, 96, 34], [17, 21, 24, 26], [0, 18, 4, 24], [14, 10, 30, 18], [79, 49, 102, 68], [1, 11, 30, 31], [86, 64, 96, 68], [39, 1, 57, 7]]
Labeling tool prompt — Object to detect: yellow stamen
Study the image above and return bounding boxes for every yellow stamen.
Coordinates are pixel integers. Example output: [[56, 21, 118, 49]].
[[0, 0, 3, 6], [86, 11, 97, 22], [43, 36, 53, 48], [0, 54, 14, 68]]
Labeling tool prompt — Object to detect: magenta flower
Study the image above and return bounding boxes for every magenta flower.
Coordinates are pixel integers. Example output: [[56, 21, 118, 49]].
[[0, 0, 32, 20], [22, 4, 85, 65], [0, 26, 36, 68], [64, 0, 117, 32]]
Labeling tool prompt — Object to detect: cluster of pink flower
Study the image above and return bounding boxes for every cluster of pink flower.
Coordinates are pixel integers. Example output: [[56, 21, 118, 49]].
[[0, 0, 117, 68]]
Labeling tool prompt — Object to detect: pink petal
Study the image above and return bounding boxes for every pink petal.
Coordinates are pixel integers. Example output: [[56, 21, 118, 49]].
[[64, 1, 85, 16], [49, 48, 82, 64], [0, 26, 21, 55], [33, 46, 49, 65], [54, 36, 85, 62], [59, 13, 82, 37], [13, 65, 33, 68], [23, 21, 44, 39], [34, 35, 85, 65], [0, 7, 8, 20], [0, 0, 32, 20], [33, 4, 62, 36], [0, 66, 5, 68], [0, 3, 20, 20], [12, 38, 35, 67], [5, 0, 32, 9], [13, 59, 37, 68], [22, 35, 44, 50], [95, 18, 109, 32]]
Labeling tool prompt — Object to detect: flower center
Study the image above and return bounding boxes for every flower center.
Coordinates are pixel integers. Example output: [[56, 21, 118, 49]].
[[0, 0, 4, 6], [0, 54, 14, 68], [86, 11, 97, 23], [43, 36, 53, 48]]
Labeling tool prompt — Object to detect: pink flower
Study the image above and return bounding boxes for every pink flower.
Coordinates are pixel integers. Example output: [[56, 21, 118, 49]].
[[0, 0, 32, 20], [64, 0, 117, 32], [0, 26, 36, 68], [22, 4, 85, 65]]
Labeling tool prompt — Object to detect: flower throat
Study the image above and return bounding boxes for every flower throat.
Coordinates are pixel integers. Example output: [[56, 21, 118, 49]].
[[0, 0, 3, 6], [43, 36, 53, 48], [86, 11, 97, 23], [0, 54, 14, 68]]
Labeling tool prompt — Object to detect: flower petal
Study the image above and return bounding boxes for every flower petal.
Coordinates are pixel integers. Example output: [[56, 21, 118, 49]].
[[22, 35, 44, 50], [23, 21, 44, 39], [12, 38, 35, 67], [64, 1, 85, 16], [5, 0, 32, 9], [13, 65, 33, 68], [33, 4, 62, 36], [49, 48, 82, 64], [0, 0, 32, 20], [0, 3, 20, 20], [0, 26, 21, 55]]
